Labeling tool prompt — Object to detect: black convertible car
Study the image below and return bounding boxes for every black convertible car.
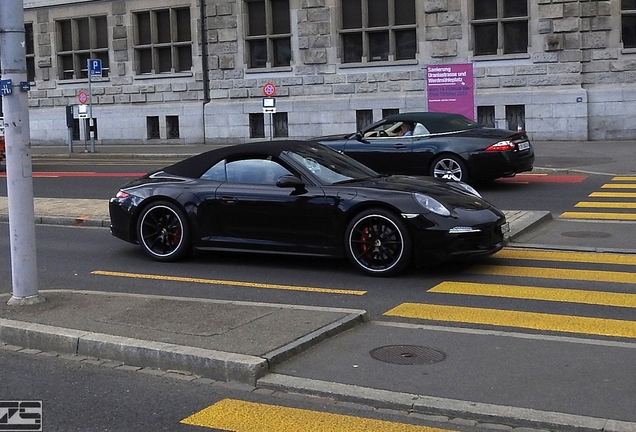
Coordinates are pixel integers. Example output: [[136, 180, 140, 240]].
[[109, 141, 507, 276], [314, 112, 535, 183]]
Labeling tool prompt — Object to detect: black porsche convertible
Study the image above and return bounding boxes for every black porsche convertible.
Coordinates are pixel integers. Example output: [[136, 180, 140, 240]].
[[109, 140, 507, 276], [313, 112, 535, 183]]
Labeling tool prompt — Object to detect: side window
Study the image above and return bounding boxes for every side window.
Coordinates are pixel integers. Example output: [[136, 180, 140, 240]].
[[134, 8, 192, 74], [226, 159, 291, 185], [412, 123, 429, 136], [201, 160, 227, 181], [340, 0, 416, 63], [622, 1, 636, 48], [245, 0, 291, 68], [472, 0, 528, 56], [57, 16, 109, 80], [363, 121, 403, 138]]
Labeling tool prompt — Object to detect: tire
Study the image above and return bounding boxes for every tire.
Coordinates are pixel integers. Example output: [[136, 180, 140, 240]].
[[345, 209, 412, 276], [430, 154, 468, 182], [136, 200, 191, 262]]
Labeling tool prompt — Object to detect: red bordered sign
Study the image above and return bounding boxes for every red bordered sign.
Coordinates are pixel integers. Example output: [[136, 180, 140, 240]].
[[262, 82, 277, 97], [78, 91, 88, 104]]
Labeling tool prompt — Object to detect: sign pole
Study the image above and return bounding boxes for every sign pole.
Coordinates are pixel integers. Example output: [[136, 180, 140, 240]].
[[0, 0, 42, 305], [87, 59, 95, 153]]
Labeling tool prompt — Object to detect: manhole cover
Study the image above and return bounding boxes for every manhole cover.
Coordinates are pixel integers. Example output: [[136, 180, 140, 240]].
[[561, 231, 612, 239], [369, 345, 446, 365]]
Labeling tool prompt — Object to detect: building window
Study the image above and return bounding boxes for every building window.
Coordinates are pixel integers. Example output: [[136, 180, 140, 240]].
[[340, 0, 416, 63], [134, 8, 192, 74], [623, 1, 636, 48], [25, 23, 35, 82], [166, 116, 180, 139], [477, 106, 495, 128], [57, 16, 109, 80], [472, 0, 528, 56], [249, 113, 265, 138], [382, 108, 399, 118], [147, 116, 160, 139], [273, 112, 288, 137], [506, 105, 525, 131], [356, 109, 374, 130], [245, 0, 291, 68]]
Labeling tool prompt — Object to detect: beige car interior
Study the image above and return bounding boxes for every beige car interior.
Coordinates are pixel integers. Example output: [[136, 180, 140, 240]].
[[363, 121, 430, 138]]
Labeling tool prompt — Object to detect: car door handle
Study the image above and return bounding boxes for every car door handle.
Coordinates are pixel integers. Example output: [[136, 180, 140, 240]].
[[220, 196, 237, 205], [394, 143, 407, 149]]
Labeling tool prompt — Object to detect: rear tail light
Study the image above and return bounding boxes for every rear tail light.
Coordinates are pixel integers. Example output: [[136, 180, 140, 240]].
[[116, 190, 131, 199], [485, 140, 516, 151]]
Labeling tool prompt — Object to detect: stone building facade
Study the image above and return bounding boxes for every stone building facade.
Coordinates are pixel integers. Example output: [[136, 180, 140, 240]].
[[5, 0, 636, 144]]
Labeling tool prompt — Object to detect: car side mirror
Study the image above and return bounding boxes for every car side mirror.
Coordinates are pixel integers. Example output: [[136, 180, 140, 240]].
[[355, 131, 369, 143], [276, 174, 305, 189]]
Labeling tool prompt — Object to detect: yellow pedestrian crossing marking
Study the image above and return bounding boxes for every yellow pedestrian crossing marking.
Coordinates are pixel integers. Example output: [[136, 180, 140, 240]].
[[574, 201, 636, 209], [601, 183, 636, 189], [466, 264, 636, 284], [181, 399, 456, 431], [494, 249, 636, 265], [560, 211, 636, 220], [589, 192, 636, 198], [92, 270, 366, 295], [384, 303, 636, 339], [612, 176, 636, 181], [428, 282, 636, 308]]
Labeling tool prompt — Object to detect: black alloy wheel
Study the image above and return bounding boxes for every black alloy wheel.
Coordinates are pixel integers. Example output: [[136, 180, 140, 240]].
[[430, 154, 468, 182], [136, 201, 191, 261], [345, 209, 412, 276]]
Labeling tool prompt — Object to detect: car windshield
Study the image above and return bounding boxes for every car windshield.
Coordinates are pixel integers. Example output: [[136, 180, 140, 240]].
[[286, 145, 378, 185]]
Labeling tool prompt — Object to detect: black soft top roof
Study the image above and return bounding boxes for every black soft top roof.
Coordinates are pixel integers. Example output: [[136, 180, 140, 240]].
[[382, 112, 481, 134], [163, 140, 315, 178]]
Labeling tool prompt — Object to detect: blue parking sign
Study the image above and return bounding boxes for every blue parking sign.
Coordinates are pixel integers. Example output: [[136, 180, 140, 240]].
[[0, 79, 12, 95], [88, 59, 102, 77]]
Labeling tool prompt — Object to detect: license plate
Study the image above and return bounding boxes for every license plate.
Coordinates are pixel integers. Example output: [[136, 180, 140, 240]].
[[517, 141, 530, 151]]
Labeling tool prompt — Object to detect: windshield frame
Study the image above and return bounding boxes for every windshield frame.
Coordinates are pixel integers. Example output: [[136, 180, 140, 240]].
[[284, 145, 378, 186]]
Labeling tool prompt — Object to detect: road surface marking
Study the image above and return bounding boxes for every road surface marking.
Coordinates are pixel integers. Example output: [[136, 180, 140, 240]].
[[574, 201, 636, 209], [601, 183, 636, 189], [559, 211, 636, 220], [589, 192, 636, 198], [465, 265, 636, 284], [612, 176, 636, 181], [384, 303, 636, 339], [92, 270, 366, 295], [495, 174, 587, 183], [428, 282, 636, 308], [494, 249, 636, 265], [181, 399, 455, 432]]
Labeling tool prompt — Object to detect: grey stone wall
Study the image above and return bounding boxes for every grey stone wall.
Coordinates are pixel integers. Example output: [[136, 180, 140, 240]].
[[19, 0, 636, 143]]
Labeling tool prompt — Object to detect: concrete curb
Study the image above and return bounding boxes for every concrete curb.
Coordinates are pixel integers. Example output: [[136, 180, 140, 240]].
[[257, 374, 636, 432], [0, 290, 368, 387], [503, 210, 552, 242]]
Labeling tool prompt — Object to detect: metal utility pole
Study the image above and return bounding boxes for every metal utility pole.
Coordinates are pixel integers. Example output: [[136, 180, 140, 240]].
[[0, 0, 43, 305]]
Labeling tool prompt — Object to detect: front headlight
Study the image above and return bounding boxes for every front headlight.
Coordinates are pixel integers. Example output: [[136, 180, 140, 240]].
[[451, 181, 482, 198], [413, 193, 451, 216]]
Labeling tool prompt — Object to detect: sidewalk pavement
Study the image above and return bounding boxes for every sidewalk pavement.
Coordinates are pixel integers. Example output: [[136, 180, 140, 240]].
[[1, 141, 635, 430]]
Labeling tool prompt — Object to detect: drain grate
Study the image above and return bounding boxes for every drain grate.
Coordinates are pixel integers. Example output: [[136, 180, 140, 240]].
[[561, 231, 611, 239], [369, 345, 446, 365]]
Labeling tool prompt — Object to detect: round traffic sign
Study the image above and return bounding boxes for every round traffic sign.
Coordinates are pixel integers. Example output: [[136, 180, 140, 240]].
[[78, 91, 88, 104], [262, 82, 277, 97]]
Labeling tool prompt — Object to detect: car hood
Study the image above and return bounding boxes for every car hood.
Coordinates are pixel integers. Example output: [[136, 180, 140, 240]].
[[347, 175, 499, 211]]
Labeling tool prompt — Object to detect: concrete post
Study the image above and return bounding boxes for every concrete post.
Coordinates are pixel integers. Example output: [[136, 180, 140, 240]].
[[0, 0, 43, 305]]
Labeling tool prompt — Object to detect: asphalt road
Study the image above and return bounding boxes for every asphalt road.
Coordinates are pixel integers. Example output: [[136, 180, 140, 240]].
[[3, 154, 636, 430]]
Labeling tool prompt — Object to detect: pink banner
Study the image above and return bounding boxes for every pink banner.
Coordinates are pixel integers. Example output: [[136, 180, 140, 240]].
[[426, 64, 475, 120]]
